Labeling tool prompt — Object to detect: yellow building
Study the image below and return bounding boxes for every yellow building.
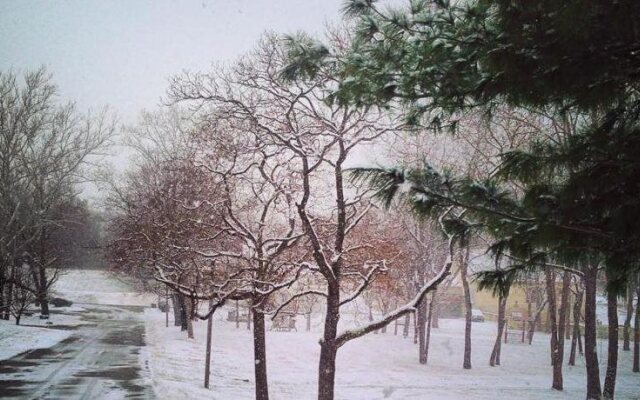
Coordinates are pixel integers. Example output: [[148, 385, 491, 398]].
[[471, 280, 564, 333]]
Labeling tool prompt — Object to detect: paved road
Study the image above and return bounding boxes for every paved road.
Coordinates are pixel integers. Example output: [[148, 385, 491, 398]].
[[0, 304, 155, 399]]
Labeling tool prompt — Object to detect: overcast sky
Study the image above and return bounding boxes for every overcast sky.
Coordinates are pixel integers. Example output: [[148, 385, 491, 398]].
[[0, 0, 392, 201], [0, 0, 346, 120]]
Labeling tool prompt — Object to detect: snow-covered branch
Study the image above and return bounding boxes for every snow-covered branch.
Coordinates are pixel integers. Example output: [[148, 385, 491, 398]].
[[334, 234, 455, 348]]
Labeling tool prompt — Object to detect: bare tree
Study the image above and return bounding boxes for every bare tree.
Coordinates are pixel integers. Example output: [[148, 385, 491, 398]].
[[167, 33, 459, 400], [0, 68, 113, 320]]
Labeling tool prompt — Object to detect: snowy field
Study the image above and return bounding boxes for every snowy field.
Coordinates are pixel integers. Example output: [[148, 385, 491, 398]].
[[145, 307, 640, 400]]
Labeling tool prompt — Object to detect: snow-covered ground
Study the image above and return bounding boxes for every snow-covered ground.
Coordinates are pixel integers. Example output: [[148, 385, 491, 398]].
[[52, 269, 155, 306], [0, 321, 73, 361], [0, 269, 153, 363], [144, 307, 640, 400], [3, 270, 638, 399]]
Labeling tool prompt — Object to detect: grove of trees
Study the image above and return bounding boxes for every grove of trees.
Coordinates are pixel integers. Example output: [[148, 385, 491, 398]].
[[0, 68, 112, 324]]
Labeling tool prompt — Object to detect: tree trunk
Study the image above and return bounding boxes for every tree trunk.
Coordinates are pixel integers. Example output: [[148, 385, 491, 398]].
[[431, 290, 439, 328], [566, 296, 572, 341], [37, 263, 49, 318], [424, 292, 434, 365], [307, 312, 312, 332], [247, 307, 252, 330], [235, 300, 240, 329], [578, 323, 584, 355], [418, 298, 427, 364], [172, 293, 182, 327], [528, 299, 546, 344], [179, 295, 188, 332], [253, 311, 269, 400], [584, 266, 602, 399], [603, 289, 619, 399], [558, 273, 571, 358], [460, 244, 472, 370], [569, 286, 584, 366], [185, 297, 194, 339], [0, 269, 6, 320], [633, 282, 639, 372], [3, 263, 14, 320], [29, 261, 39, 307], [545, 267, 563, 391], [369, 305, 377, 335], [165, 287, 169, 328], [204, 300, 214, 389], [402, 313, 410, 338], [413, 309, 418, 342], [623, 283, 633, 351], [318, 289, 340, 400], [490, 296, 506, 366]]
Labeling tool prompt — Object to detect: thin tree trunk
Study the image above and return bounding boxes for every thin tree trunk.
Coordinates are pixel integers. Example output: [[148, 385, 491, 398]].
[[490, 296, 506, 366], [37, 263, 49, 318], [578, 323, 584, 355], [0, 267, 7, 320], [569, 286, 584, 366], [431, 290, 439, 328], [253, 311, 269, 400], [235, 300, 240, 329], [418, 298, 427, 364], [566, 295, 572, 341], [558, 272, 571, 359], [369, 305, 377, 335], [528, 299, 546, 344], [172, 293, 182, 327], [603, 289, 619, 399], [307, 312, 312, 332], [3, 262, 14, 320], [633, 281, 639, 372], [318, 289, 339, 400], [460, 244, 472, 369], [623, 282, 633, 351], [424, 292, 434, 365], [584, 266, 602, 399], [204, 300, 214, 389], [380, 304, 388, 334], [545, 267, 563, 391], [185, 297, 194, 339], [413, 309, 418, 342], [402, 313, 410, 338], [165, 286, 169, 328], [247, 307, 252, 330], [179, 295, 188, 332]]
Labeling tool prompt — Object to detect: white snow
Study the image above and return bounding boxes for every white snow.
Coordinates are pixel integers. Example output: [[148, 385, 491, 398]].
[[3, 269, 638, 399], [0, 321, 73, 361], [0, 268, 152, 362], [52, 269, 155, 306], [143, 307, 640, 400]]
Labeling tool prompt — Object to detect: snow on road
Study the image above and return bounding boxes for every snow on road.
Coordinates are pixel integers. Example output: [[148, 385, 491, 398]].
[[145, 307, 640, 400], [1, 269, 154, 363], [0, 269, 156, 399]]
